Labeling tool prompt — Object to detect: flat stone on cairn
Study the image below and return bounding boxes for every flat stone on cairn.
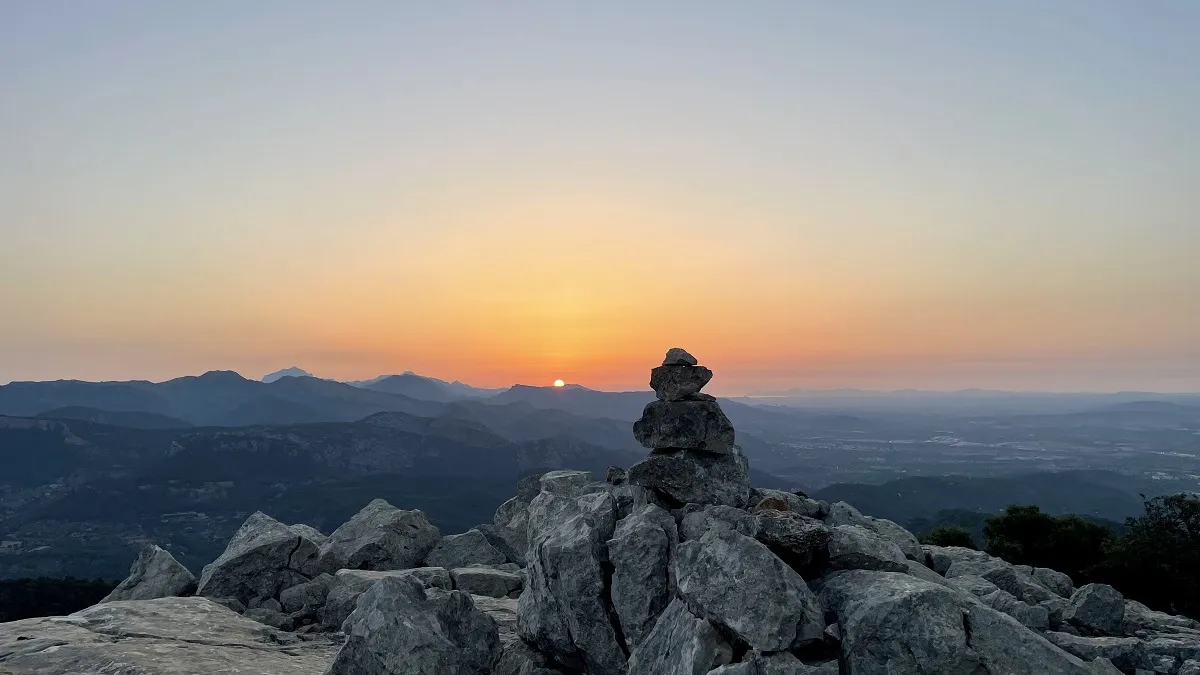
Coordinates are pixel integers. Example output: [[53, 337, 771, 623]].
[[628, 348, 751, 508]]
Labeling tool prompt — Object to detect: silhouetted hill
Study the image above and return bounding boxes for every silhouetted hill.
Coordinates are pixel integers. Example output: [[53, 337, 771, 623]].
[[35, 407, 192, 429], [813, 470, 1152, 524], [261, 367, 312, 383], [364, 373, 464, 403]]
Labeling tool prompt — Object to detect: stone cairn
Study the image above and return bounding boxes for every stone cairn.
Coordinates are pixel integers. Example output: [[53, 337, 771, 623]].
[[625, 348, 751, 508]]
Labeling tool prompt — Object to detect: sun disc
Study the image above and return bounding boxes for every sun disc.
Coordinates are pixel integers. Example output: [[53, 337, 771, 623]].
[[553, 379, 565, 388]]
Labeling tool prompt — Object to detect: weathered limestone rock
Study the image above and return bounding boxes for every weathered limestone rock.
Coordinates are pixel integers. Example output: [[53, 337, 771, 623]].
[[608, 503, 677, 649], [475, 523, 527, 566], [317, 499, 441, 573], [679, 504, 757, 541], [244, 606, 293, 630], [1065, 584, 1126, 636], [627, 446, 751, 508], [625, 599, 732, 675], [1179, 659, 1200, 675], [279, 573, 334, 613], [753, 509, 832, 573], [649, 364, 713, 401], [539, 469, 597, 495], [0, 597, 339, 675], [633, 399, 735, 453], [1044, 632, 1147, 672], [196, 511, 320, 606], [1035, 567, 1076, 598], [980, 588, 1051, 632], [102, 544, 197, 602], [827, 524, 909, 572], [674, 528, 824, 652], [495, 640, 568, 675], [824, 501, 920, 560], [470, 595, 520, 647], [327, 576, 500, 675], [663, 347, 698, 366], [710, 651, 840, 674], [451, 566, 524, 598], [965, 603, 1100, 675], [319, 567, 452, 629], [425, 529, 509, 569], [751, 488, 826, 519], [517, 489, 626, 675], [289, 524, 328, 547]]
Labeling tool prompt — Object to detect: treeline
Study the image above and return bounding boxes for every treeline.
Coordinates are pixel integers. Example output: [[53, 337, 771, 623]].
[[920, 493, 1200, 619], [0, 577, 117, 622]]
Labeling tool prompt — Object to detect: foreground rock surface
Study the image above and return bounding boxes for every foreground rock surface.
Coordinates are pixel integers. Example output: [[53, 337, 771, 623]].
[[102, 544, 197, 602], [0, 597, 338, 675], [328, 575, 499, 675]]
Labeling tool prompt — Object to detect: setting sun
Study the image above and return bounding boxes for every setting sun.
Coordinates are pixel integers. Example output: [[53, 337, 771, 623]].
[[553, 379, 565, 388]]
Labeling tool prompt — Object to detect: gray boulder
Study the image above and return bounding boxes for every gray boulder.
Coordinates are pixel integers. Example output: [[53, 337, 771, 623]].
[[0, 597, 338, 675], [244, 607, 293, 631], [1065, 584, 1126, 636], [753, 509, 831, 573], [1179, 660, 1200, 675], [1123, 599, 1200, 634], [965, 603, 1100, 675], [1044, 632, 1147, 672], [649, 364, 713, 401], [317, 499, 441, 573], [475, 523, 527, 566], [626, 599, 732, 675], [1034, 567, 1076, 598], [751, 488, 825, 518], [608, 503, 677, 648], [517, 489, 627, 675], [824, 502, 920, 560], [1042, 596, 1070, 630], [633, 399, 735, 453], [663, 347, 699, 366], [495, 640, 568, 675], [279, 573, 334, 613], [980, 588, 1051, 632], [539, 469, 597, 495], [451, 567, 524, 598], [328, 575, 500, 675], [102, 544, 197, 602], [948, 574, 1002, 598], [674, 528, 824, 652], [319, 567, 452, 630], [627, 446, 751, 508], [679, 504, 757, 541], [197, 511, 321, 606], [289, 524, 328, 547], [819, 570, 985, 674], [471, 595, 520, 646], [425, 529, 509, 569], [827, 524, 908, 572]]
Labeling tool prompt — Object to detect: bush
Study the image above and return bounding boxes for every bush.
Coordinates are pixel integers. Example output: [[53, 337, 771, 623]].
[[919, 525, 977, 549], [984, 505, 1113, 582]]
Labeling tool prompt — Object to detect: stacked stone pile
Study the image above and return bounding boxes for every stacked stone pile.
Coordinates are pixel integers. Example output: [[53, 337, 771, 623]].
[[5, 348, 1200, 675], [626, 348, 751, 508]]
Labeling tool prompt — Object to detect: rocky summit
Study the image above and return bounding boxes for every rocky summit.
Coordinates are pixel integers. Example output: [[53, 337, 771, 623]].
[[4, 349, 1200, 674]]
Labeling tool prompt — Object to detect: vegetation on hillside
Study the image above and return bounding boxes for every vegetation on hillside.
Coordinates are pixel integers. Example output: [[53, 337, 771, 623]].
[[0, 577, 117, 622], [919, 494, 1200, 620]]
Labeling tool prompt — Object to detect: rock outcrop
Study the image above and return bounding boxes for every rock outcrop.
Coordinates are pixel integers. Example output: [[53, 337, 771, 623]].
[[317, 498, 441, 573], [9, 347, 1200, 675], [101, 543, 197, 602]]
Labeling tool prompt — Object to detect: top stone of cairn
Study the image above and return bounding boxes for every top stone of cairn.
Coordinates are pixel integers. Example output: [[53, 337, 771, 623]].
[[663, 347, 698, 366]]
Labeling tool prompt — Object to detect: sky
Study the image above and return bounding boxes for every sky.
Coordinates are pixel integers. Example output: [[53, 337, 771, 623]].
[[2, 2, 1199, 394]]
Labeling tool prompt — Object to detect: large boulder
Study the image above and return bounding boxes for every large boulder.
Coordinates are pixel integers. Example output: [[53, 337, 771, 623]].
[[450, 567, 524, 599], [824, 501, 920, 560], [317, 499, 441, 573], [319, 567, 452, 630], [1064, 584, 1126, 636], [0, 597, 338, 674], [279, 573, 334, 613], [979, 588, 1051, 632], [674, 528, 825, 652], [827, 524, 908, 572], [327, 575, 500, 675], [633, 398, 735, 453], [819, 570, 1097, 675], [1034, 567, 1076, 599], [101, 544, 197, 602], [425, 529, 508, 569], [753, 510, 831, 574], [1044, 632, 1147, 672], [517, 489, 627, 675], [679, 504, 756, 541], [627, 446, 751, 508], [607, 503, 677, 649], [626, 599, 732, 675], [196, 512, 321, 606], [750, 488, 826, 519]]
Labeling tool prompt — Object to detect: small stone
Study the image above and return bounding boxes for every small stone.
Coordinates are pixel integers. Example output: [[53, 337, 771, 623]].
[[649, 365, 713, 401], [663, 348, 698, 366]]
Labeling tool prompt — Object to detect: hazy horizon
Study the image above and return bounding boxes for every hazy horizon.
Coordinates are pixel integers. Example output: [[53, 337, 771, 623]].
[[3, 2, 1198, 393]]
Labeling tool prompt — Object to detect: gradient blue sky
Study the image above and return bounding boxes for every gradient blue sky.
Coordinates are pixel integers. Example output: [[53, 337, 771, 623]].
[[2, 2, 1198, 392]]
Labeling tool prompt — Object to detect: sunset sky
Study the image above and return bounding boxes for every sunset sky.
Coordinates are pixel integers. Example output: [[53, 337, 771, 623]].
[[2, 2, 1198, 393]]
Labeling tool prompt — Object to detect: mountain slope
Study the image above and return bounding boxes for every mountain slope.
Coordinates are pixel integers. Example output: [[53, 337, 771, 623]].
[[35, 407, 193, 429]]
